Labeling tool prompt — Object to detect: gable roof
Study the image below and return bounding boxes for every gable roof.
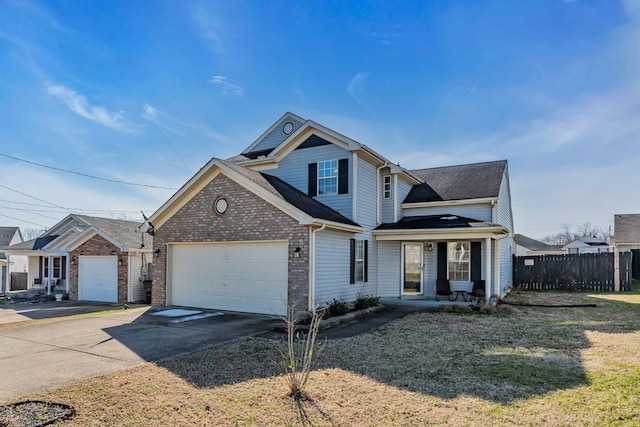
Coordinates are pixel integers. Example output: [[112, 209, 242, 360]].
[[405, 160, 507, 203], [261, 174, 359, 227], [0, 227, 21, 248], [150, 157, 364, 232], [614, 214, 640, 244], [5, 235, 58, 251], [514, 234, 560, 251], [4, 215, 148, 253]]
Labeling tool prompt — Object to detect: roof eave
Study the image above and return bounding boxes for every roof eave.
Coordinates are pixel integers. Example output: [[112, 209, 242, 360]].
[[373, 225, 509, 241], [402, 197, 499, 209]]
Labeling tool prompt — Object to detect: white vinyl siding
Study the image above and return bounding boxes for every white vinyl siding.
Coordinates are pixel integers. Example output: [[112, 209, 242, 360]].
[[247, 117, 303, 153], [396, 177, 413, 211], [315, 230, 375, 304], [355, 157, 377, 228], [377, 241, 400, 297], [267, 143, 353, 218], [496, 173, 514, 294], [128, 253, 145, 302], [402, 203, 493, 222]]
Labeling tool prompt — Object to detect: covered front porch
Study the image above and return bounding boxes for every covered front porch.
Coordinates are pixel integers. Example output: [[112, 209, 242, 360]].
[[3, 251, 70, 295], [374, 215, 510, 301]]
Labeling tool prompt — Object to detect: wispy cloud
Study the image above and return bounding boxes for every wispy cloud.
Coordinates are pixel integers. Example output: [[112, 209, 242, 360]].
[[209, 75, 244, 95], [347, 71, 370, 109], [190, 2, 224, 54], [46, 84, 132, 132]]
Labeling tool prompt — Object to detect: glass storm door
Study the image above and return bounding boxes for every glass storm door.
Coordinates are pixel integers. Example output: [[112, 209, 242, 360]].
[[403, 243, 423, 294]]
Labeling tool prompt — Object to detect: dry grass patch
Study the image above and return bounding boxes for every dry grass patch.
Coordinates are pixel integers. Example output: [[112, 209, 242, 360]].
[[11, 284, 640, 426]]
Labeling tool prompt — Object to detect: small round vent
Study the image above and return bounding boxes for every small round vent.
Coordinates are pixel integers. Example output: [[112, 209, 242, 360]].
[[283, 121, 294, 135]]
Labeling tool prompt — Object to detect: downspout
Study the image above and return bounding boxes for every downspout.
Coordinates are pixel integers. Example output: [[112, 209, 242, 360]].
[[308, 223, 326, 311], [4, 254, 10, 293], [490, 232, 510, 299], [376, 162, 388, 225]]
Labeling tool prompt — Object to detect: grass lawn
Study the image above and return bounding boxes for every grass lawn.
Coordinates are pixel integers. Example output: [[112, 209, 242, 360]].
[[11, 283, 640, 426]]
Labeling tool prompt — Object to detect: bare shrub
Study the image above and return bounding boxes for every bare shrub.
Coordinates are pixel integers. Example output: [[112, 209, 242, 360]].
[[278, 306, 326, 401]]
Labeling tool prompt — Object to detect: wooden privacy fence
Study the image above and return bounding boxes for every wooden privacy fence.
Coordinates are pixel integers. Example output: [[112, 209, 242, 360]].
[[10, 272, 28, 290], [513, 252, 632, 292], [632, 249, 640, 280]]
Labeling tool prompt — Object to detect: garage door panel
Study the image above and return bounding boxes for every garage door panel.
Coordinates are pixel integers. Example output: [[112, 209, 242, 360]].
[[170, 242, 288, 315], [78, 256, 118, 303]]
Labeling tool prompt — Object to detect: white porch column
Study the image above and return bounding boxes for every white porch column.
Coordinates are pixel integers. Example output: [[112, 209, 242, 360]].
[[4, 254, 10, 292], [65, 254, 70, 293], [46, 255, 52, 295], [494, 239, 501, 296], [485, 237, 492, 298]]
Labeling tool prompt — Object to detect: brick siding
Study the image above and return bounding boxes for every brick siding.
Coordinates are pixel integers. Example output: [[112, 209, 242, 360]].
[[68, 235, 128, 303], [153, 174, 310, 311]]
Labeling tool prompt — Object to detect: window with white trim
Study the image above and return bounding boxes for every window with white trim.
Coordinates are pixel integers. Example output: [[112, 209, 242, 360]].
[[317, 159, 338, 195], [44, 257, 62, 279], [355, 240, 365, 282], [448, 241, 470, 281], [383, 175, 392, 199]]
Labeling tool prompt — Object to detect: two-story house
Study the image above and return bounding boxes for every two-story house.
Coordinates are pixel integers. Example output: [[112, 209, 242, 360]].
[[149, 112, 515, 315]]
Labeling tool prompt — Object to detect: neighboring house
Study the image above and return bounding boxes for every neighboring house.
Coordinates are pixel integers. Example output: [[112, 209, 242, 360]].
[[0, 227, 27, 292], [149, 112, 515, 315], [563, 236, 610, 254], [514, 234, 564, 256], [612, 214, 640, 252], [4, 215, 153, 303]]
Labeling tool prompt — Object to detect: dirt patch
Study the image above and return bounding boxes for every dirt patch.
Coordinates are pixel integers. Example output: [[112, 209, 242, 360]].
[[0, 401, 74, 427]]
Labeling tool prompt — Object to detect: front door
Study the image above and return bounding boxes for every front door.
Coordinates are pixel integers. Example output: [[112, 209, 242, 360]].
[[402, 243, 423, 294]]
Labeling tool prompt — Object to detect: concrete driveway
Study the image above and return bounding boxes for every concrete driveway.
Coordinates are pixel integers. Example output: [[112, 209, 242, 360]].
[[0, 305, 282, 402]]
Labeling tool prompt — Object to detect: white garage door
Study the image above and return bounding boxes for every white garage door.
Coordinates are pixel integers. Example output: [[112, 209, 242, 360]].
[[78, 256, 118, 303], [169, 241, 288, 315]]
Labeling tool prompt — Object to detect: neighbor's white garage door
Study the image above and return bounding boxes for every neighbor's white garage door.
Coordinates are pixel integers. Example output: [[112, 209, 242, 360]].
[[78, 256, 118, 303], [169, 241, 288, 315]]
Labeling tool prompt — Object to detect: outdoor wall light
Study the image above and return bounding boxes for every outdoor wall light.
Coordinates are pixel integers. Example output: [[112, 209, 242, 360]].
[[154, 248, 161, 257], [70, 256, 76, 265], [427, 242, 433, 252], [119, 258, 124, 266], [294, 247, 301, 258]]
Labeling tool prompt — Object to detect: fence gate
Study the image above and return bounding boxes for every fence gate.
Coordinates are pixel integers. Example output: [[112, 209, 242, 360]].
[[513, 252, 632, 292]]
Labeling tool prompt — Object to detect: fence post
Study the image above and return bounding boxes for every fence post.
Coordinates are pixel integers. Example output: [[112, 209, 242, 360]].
[[614, 249, 620, 292]]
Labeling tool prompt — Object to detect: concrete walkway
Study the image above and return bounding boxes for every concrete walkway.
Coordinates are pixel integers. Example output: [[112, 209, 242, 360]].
[[0, 307, 281, 402]]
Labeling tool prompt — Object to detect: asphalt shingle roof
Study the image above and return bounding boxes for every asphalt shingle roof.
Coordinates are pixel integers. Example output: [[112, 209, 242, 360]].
[[75, 215, 148, 250], [614, 214, 640, 244], [405, 160, 507, 203], [514, 234, 559, 251], [0, 227, 20, 248], [218, 159, 359, 227], [375, 214, 499, 231]]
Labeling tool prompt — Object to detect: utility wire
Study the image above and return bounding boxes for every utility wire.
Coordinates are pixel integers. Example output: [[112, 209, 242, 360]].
[[0, 199, 145, 213], [0, 206, 61, 220], [0, 153, 178, 190], [0, 184, 78, 214], [0, 212, 47, 228]]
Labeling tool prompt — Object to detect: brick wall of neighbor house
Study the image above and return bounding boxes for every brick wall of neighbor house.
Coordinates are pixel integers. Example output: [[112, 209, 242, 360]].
[[152, 174, 310, 310], [68, 235, 128, 303]]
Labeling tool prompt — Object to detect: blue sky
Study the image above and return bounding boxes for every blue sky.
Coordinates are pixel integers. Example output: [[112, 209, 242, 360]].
[[1, 0, 639, 239]]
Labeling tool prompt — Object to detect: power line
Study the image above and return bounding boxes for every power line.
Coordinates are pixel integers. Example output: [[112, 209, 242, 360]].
[[0, 153, 178, 190], [0, 199, 148, 213], [0, 184, 78, 214], [0, 206, 61, 220], [0, 212, 48, 228]]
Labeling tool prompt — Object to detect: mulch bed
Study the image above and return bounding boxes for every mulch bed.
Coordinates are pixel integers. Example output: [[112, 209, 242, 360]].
[[0, 401, 75, 427]]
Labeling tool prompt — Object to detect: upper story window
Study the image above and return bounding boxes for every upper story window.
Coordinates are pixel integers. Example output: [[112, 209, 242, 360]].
[[383, 175, 392, 199], [317, 159, 338, 195], [448, 241, 470, 281]]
